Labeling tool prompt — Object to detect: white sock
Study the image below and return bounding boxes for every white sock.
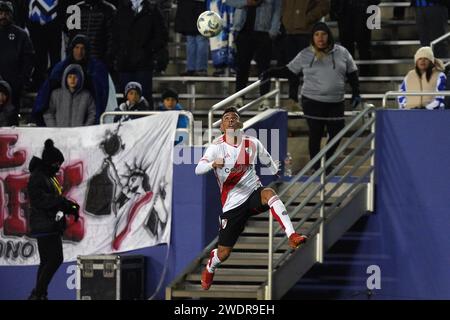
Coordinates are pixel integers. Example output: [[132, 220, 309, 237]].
[[268, 195, 295, 238], [206, 249, 221, 273]]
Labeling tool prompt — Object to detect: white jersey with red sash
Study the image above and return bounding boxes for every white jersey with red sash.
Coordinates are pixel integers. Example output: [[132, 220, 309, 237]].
[[196, 134, 278, 213]]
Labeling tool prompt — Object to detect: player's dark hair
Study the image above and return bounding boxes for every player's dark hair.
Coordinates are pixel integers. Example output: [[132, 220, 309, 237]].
[[222, 106, 240, 119]]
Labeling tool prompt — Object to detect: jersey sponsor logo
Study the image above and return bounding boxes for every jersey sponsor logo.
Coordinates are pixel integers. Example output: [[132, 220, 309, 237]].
[[8, 33, 15, 41], [224, 164, 252, 174], [221, 218, 228, 230]]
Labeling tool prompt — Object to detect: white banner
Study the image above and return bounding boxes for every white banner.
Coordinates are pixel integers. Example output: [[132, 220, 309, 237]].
[[0, 113, 179, 265]]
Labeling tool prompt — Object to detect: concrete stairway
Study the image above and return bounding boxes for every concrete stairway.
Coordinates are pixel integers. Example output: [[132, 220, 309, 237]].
[[166, 180, 370, 300]]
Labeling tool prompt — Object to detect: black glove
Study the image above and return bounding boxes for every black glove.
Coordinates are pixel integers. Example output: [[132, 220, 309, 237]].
[[63, 199, 80, 222], [351, 94, 362, 109]]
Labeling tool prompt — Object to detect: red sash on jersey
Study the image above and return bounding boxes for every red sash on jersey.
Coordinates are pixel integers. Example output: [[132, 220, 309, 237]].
[[220, 138, 256, 206]]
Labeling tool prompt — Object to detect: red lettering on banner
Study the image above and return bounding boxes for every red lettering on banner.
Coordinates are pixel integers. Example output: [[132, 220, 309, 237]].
[[3, 173, 30, 236], [0, 162, 85, 242], [0, 135, 26, 168], [59, 162, 85, 242], [0, 180, 5, 230]]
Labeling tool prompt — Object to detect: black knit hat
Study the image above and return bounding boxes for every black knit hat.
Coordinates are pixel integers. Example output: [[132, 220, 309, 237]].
[[124, 81, 142, 97], [310, 22, 334, 48], [42, 139, 65, 165], [161, 88, 178, 101], [0, 1, 13, 14]]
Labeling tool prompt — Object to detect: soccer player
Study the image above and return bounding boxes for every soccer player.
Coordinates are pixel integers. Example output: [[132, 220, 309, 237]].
[[195, 106, 307, 290]]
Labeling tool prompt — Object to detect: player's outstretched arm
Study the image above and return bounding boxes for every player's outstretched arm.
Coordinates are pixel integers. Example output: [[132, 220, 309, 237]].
[[195, 144, 221, 175]]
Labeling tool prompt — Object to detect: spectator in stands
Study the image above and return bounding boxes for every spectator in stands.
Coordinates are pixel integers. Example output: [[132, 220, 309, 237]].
[[0, 80, 16, 126], [33, 35, 111, 126], [65, 0, 117, 71], [207, 0, 236, 77], [174, 0, 209, 76], [158, 88, 189, 144], [26, 0, 68, 89], [261, 22, 361, 172], [398, 46, 446, 109], [44, 64, 96, 127], [411, 0, 449, 58], [113, 81, 150, 122], [227, 0, 282, 100], [113, 0, 167, 107], [330, 0, 380, 73], [0, 1, 34, 125], [281, 0, 330, 111]]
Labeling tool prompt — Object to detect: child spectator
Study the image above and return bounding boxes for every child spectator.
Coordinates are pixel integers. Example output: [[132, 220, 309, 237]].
[[0, 80, 16, 126], [398, 46, 446, 110], [113, 81, 150, 122], [158, 88, 189, 144], [44, 64, 96, 127]]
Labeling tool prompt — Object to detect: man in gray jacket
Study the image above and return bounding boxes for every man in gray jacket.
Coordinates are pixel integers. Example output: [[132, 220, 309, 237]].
[[44, 64, 96, 127], [227, 0, 281, 98]]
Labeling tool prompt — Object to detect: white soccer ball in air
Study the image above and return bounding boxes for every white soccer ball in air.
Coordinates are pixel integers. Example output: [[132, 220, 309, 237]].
[[197, 11, 223, 38]]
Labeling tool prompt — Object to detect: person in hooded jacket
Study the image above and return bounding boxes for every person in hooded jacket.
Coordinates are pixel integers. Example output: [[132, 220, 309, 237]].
[[33, 35, 111, 126], [261, 22, 361, 172], [44, 64, 96, 127], [27, 139, 80, 300], [65, 0, 117, 70], [113, 81, 150, 122], [0, 80, 16, 126]]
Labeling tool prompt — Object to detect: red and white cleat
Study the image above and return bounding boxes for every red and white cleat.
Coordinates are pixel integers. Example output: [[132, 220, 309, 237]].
[[288, 233, 308, 249], [201, 268, 215, 290]]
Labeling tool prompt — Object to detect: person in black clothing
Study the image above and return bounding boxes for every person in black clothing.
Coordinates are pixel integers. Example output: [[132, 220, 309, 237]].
[[113, 0, 168, 107], [0, 1, 34, 124], [27, 139, 80, 300], [0, 79, 17, 126], [65, 0, 117, 71], [25, 0, 70, 89], [411, 0, 449, 58], [331, 0, 380, 71]]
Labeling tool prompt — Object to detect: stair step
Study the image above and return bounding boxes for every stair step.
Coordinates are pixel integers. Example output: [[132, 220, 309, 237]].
[[243, 221, 314, 234], [248, 207, 320, 221], [186, 268, 268, 282], [201, 252, 283, 267], [171, 284, 260, 299]]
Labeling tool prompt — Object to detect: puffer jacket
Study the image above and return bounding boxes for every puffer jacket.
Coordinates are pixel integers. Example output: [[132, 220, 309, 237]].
[[28, 157, 67, 236], [113, 0, 167, 72], [0, 80, 17, 127], [67, 0, 117, 67], [44, 64, 96, 127]]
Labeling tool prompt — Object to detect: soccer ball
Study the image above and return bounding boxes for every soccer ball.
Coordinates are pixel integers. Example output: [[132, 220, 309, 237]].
[[197, 11, 223, 38]]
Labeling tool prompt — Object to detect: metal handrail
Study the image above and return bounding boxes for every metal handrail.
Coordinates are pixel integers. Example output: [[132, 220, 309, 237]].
[[431, 31, 450, 55], [382, 90, 450, 108], [266, 104, 376, 299], [212, 89, 280, 128], [99, 111, 194, 146], [208, 80, 280, 143]]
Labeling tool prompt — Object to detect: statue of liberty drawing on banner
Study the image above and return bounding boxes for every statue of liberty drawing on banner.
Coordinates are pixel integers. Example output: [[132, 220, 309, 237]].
[[85, 124, 169, 250]]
